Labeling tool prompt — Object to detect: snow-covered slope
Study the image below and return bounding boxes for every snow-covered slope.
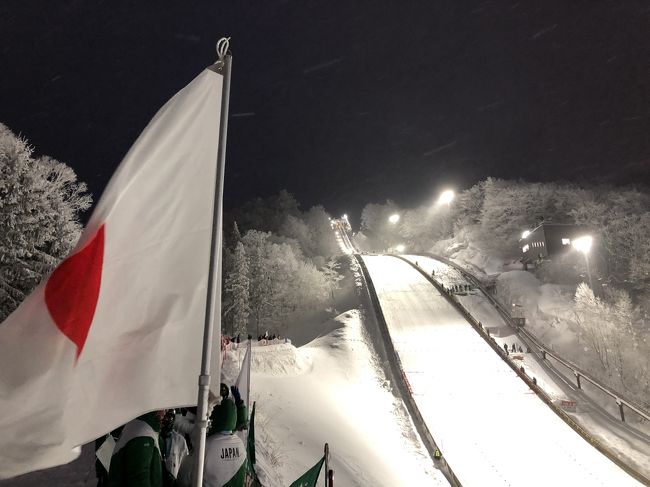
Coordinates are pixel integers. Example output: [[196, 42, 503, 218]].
[[404, 253, 650, 477], [362, 254, 644, 487], [221, 310, 448, 487]]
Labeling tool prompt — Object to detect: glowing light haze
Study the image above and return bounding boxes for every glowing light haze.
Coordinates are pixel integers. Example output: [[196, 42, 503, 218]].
[[572, 235, 593, 254], [439, 190, 455, 205]]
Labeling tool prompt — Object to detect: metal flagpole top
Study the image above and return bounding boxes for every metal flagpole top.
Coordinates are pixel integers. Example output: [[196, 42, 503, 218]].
[[209, 37, 231, 74]]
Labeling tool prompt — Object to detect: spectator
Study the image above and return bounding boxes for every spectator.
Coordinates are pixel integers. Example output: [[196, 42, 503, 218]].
[[160, 410, 189, 486], [107, 410, 165, 487], [204, 399, 247, 487], [216, 384, 247, 432], [94, 426, 123, 487], [174, 407, 197, 452], [230, 386, 248, 431]]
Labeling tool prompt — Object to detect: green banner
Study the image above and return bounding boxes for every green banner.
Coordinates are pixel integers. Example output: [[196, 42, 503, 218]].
[[289, 455, 325, 487]]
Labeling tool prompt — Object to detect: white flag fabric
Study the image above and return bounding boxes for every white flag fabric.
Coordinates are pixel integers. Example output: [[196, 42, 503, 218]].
[[235, 340, 252, 410], [0, 68, 224, 479]]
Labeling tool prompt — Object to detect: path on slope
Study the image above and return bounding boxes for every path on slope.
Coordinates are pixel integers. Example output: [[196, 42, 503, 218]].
[[362, 254, 644, 487]]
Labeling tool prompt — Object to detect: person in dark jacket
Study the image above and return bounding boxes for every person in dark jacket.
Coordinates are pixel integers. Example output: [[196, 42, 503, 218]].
[[107, 411, 165, 487], [230, 386, 248, 431], [217, 384, 247, 431], [160, 410, 189, 487], [94, 426, 124, 486]]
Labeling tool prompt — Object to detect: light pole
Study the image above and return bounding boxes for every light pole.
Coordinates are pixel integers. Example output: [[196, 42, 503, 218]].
[[388, 213, 400, 224], [572, 235, 593, 289]]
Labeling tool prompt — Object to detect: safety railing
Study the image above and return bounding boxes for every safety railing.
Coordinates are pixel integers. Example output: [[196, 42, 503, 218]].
[[422, 252, 650, 425], [391, 254, 650, 486]]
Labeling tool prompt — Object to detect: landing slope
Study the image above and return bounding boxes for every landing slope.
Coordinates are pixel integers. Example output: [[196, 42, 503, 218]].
[[362, 254, 643, 487]]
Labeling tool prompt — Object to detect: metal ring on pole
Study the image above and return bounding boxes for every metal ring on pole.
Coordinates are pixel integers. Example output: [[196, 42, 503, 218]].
[[214, 37, 230, 71], [217, 37, 230, 59]]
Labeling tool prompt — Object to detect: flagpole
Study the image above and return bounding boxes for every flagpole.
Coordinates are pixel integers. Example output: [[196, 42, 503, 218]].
[[324, 443, 329, 487], [193, 37, 232, 487], [246, 340, 251, 415]]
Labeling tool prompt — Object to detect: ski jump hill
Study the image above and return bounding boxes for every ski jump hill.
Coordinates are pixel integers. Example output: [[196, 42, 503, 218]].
[[334, 221, 648, 486]]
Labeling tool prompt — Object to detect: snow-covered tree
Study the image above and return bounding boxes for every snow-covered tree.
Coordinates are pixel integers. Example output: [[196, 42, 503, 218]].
[[229, 190, 301, 235], [321, 258, 344, 308], [0, 123, 92, 321], [574, 283, 613, 373], [302, 206, 339, 258], [279, 215, 313, 258], [242, 230, 272, 335], [573, 283, 642, 392], [224, 241, 250, 337], [359, 201, 403, 251], [570, 188, 650, 291], [239, 228, 331, 335]]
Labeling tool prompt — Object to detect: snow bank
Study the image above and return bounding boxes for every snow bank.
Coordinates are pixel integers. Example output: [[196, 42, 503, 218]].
[[224, 310, 446, 487]]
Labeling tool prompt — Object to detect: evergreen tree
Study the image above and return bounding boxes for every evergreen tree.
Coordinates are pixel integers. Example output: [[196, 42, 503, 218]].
[[0, 123, 92, 321], [322, 258, 344, 308], [224, 241, 250, 337], [242, 230, 272, 336]]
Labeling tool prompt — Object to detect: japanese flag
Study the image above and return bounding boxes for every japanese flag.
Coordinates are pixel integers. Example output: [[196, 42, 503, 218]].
[[0, 67, 224, 478]]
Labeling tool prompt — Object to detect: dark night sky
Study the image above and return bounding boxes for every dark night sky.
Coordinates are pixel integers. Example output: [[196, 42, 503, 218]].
[[1, 1, 649, 220]]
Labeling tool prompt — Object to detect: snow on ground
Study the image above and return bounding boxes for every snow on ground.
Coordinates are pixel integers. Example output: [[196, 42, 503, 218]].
[[222, 310, 447, 487], [402, 254, 650, 479], [363, 254, 644, 487], [4, 309, 446, 487]]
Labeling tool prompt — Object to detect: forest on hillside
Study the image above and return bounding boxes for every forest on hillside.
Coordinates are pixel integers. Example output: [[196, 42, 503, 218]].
[[357, 178, 650, 406]]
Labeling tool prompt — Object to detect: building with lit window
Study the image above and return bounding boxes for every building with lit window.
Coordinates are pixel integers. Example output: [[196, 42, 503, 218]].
[[520, 223, 588, 268]]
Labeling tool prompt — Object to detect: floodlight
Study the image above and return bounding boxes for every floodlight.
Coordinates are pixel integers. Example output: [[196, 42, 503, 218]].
[[572, 235, 592, 254], [439, 190, 455, 205]]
